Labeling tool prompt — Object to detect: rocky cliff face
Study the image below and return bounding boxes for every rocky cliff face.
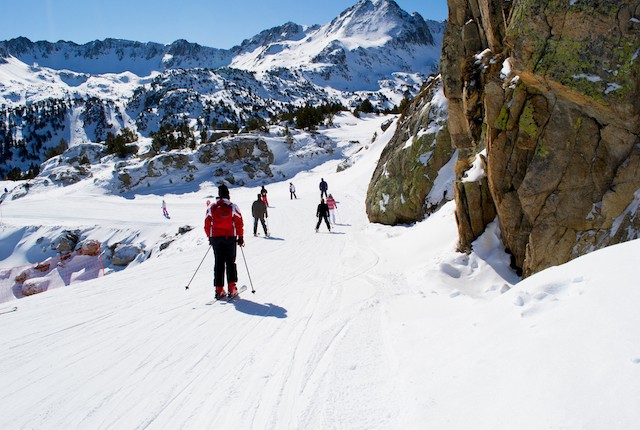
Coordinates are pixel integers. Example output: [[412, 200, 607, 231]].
[[441, 0, 640, 276], [366, 76, 455, 224]]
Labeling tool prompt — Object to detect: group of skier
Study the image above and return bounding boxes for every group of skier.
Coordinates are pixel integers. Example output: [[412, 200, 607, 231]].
[[202, 178, 339, 299], [316, 178, 338, 232]]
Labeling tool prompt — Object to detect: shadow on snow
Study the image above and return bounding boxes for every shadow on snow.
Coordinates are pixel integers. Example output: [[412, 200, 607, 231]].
[[226, 297, 288, 318]]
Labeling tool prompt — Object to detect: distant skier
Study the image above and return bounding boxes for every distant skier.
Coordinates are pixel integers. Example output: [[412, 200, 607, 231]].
[[319, 178, 328, 199], [289, 182, 297, 199], [316, 198, 331, 233], [261, 185, 270, 207], [252, 193, 269, 237], [204, 184, 244, 299], [326, 194, 337, 225], [162, 199, 169, 218]]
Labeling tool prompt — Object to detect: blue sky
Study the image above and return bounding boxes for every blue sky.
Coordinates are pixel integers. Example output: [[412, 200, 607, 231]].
[[0, 0, 448, 49]]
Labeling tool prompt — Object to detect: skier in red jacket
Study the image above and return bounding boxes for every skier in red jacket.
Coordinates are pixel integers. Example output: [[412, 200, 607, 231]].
[[204, 184, 244, 299]]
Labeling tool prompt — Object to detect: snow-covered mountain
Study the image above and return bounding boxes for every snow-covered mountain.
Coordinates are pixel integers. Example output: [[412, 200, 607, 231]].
[[229, 0, 439, 89], [0, 1, 439, 81], [0, 0, 443, 179], [0, 37, 232, 76]]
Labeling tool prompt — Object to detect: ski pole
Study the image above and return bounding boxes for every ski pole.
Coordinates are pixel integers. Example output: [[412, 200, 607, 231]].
[[239, 246, 256, 294], [185, 245, 211, 290]]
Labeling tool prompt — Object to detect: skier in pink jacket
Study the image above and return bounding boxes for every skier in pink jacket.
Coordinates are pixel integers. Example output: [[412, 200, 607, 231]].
[[326, 194, 337, 225]]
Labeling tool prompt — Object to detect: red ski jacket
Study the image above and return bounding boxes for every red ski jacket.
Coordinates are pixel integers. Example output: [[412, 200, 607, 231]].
[[204, 198, 244, 238]]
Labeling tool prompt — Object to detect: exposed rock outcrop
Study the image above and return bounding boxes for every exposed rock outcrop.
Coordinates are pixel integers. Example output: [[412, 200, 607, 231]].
[[111, 244, 143, 266], [22, 278, 50, 296], [366, 76, 455, 224], [442, 0, 640, 276], [113, 134, 275, 191], [454, 154, 497, 252], [39, 143, 104, 186], [77, 240, 102, 256], [51, 230, 81, 254], [196, 134, 274, 183]]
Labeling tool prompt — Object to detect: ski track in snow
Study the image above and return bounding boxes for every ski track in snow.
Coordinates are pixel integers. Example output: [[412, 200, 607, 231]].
[[1, 112, 640, 429], [0, 114, 410, 429]]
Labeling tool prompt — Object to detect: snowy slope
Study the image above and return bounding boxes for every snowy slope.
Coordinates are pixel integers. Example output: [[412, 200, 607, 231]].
[[1, 113, 639, 429]]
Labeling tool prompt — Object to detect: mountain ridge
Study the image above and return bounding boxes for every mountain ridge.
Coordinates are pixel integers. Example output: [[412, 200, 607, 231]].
[[0, 0, 441, 77], [0, 0, 445, 179]]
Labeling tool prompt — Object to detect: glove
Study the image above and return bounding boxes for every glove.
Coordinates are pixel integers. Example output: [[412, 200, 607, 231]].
[[208, 237, 215, 246], [237, 236, 245, 247]]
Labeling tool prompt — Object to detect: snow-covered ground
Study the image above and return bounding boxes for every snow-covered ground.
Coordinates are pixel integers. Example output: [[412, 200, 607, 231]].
[[0, 114, 639, 429]]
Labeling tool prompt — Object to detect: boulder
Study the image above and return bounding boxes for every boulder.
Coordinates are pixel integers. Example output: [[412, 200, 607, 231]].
[[22, 278, 50, 296], [77, 240, 101, 256], [52, 230, 80, 254], [111, 244, 142, 266], [178, 225, 193, 235]]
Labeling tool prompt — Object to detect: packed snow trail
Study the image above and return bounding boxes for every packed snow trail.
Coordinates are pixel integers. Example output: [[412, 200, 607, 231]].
[[1, 113, 640, 429], [0, 115, 409, 429]]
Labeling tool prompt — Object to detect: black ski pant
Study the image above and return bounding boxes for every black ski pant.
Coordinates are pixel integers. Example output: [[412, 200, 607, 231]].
[[320, 190, 328, 198], [253, 217, 268, 235], [316, 215, 331, 231], [290, 191, 297, 199], [211, 236, 237, 287]]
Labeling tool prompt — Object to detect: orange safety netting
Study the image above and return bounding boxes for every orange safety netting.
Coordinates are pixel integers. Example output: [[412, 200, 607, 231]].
[[0, 250, 105, 304]]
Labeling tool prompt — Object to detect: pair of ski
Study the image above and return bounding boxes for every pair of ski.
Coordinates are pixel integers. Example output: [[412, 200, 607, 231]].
[[205, 285, 247, 305]]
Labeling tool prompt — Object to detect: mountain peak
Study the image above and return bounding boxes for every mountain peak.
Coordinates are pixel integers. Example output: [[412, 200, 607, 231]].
[[236, 22, 312, 52], [325, 0, 433, 46]]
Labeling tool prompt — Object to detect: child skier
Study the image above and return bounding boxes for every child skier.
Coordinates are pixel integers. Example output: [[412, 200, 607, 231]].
[[326, 194, 337, 225], [261, 185, 269, 207], [162, 199, 169, 218]]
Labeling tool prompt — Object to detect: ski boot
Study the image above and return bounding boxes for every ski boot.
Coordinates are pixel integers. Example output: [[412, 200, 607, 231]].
[[228, 283, 238, 296], [215, 286, 227, 300]]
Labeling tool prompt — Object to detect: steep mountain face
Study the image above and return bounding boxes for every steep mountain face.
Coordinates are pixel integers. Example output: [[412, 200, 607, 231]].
[[0, 0, 442, 178], [439, 0, 640, 276], [229, 0, 440, 90]]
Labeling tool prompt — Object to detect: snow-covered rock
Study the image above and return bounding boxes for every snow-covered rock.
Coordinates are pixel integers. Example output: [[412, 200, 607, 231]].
[[111, 244, 142, 266]]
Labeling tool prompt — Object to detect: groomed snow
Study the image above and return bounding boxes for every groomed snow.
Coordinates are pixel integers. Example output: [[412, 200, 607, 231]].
[[0, 114, 639, 429]]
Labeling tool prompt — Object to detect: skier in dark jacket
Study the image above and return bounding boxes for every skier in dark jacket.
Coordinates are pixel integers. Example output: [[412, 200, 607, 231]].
[[319, 178, 328, 198], [204, 184, 244, 299], [316, 198, 331, 233], [251, 193, 269, 237]]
